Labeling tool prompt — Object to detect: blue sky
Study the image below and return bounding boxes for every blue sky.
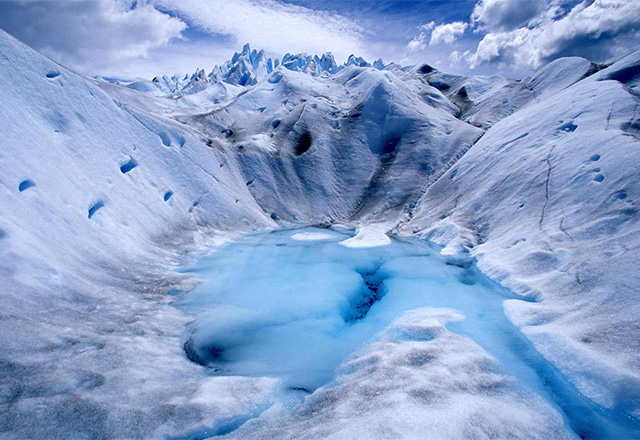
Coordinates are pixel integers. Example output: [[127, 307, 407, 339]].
[[0, 0, 639, 80]]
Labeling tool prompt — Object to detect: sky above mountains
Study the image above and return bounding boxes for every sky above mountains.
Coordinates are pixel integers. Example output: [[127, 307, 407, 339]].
[[1, 0, 639, 80]]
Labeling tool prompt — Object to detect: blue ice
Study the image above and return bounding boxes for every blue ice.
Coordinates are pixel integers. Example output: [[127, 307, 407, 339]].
[[176, 227, 640, 440]]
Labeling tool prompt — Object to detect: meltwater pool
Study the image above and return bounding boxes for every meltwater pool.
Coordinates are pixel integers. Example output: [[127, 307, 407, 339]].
[[174, 227, 640, 440]]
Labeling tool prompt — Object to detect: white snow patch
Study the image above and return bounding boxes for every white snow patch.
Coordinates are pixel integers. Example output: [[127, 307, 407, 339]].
[[291, 231, 333, 241], [339, 224, 391, 248]]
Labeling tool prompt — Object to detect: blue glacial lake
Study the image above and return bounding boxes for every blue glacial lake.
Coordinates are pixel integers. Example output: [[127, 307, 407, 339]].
[[174, 227, 640, 440]]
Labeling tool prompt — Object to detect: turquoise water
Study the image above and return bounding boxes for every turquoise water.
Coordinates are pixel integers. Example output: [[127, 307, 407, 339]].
[[175, 227, 640, 439]]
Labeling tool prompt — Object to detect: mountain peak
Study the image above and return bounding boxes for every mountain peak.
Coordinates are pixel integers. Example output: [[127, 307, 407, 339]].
[[136, 45, 385, 96]]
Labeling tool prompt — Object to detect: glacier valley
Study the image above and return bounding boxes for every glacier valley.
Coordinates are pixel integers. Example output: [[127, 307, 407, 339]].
[[1, 28, 640, 439]]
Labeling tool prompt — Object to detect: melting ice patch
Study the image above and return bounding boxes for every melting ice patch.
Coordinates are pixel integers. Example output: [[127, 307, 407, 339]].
[[175, 228, 640, 439]]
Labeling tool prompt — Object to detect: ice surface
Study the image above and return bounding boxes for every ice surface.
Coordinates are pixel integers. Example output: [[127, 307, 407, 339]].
[[404, 54, 640, 421], [2, 25, 640, 439]]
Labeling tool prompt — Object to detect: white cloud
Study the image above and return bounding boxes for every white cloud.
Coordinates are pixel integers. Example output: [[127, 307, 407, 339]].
[[407, 34, 426, 52], [471, 0, 547, 32], [429, 22, 468, 46], [406, 22, 434, 52], [467, 0, 640, 69], [1, 0, 187, 76], [154, 0, 371, 63]]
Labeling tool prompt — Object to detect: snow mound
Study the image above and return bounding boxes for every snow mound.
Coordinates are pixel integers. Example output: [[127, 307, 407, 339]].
[[339, 224, 391, 248], [229, 308, 573, 440]]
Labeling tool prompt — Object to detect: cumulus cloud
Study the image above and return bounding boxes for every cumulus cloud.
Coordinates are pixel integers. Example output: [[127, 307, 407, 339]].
[[154, 0, 370, 63], [0, 0, 186, 76], [429, 22, 468, 46], [468, 0, 640, 69], [406, 22, 434, 52], [471, 0, 547, 32]]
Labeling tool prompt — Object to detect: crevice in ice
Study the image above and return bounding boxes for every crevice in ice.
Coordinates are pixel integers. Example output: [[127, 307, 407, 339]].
[[540, 145, 555, 229], [342, 266, 387, 323]]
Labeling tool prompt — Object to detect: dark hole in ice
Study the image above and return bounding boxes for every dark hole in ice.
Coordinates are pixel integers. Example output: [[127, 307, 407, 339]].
[[119, 158, 138, 174], [622, 121, 640, 140], [158, 132, 171, 146], [343, 269, 387, 323], [428, 80, 450, 92], [560, 122, 577, 133], [46, 71, 60, 79], [457, 86, 469, 99], [271, 119, 281, 129], [222, 129, 233, 137], [88, 201, 105, 219], [419, 64, 434, 74], [607, 65, 640, 85], [290, 386, 311, 393], [163, 191, 174, 201], [183, 339, 208, 367], [590, 154, 601, 161], [380, 134, 401, 155], [294, 132, 312, 156], [18, 179, 36, 192], [208, 346, 225, 362], [614, 190, 627, 200]]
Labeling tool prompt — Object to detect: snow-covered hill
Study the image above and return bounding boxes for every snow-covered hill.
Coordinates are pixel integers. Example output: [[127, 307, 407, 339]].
[[1, 27, 640, 439]]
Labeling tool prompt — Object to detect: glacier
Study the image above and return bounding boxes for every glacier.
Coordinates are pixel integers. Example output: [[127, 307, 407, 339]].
[[1, 28, 640, 439]]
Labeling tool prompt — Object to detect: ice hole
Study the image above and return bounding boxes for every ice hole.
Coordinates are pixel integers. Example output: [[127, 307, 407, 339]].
[[87, 201, 104, 219], [294, 132, 312, 156], [18, 179, 36, 192], [119, 157, 138, 174]]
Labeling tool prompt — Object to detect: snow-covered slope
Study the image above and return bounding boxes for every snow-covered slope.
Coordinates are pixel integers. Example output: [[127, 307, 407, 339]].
[[401, 52, 640, 418], [1, 26, 640, 439], [0, 30, 277, 439]]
